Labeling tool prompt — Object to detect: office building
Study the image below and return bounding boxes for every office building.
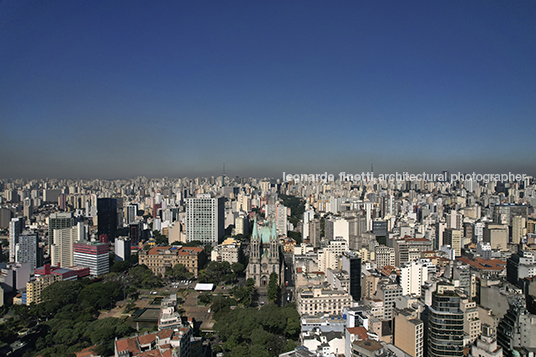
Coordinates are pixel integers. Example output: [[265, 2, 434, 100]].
[[48, 212, 74, 251], [400, 259, 434, 297], [51, 222, 84, 268], [483, 224, 508, 251], [185, 194, 224, 245], [97, 198, 117, 243], [126, 204, 138, 225], [211, 237, 241, 264], [296, 285, 353, 316], [115, 237, 131, 262], [15, 231, 39, 271], [9, 217, 24, 262], [427, 284, 464, 357], [393, 307, 424, 357], [73, 241, 109, 276], [342, 251, 362, 302], [443, 229, 463, 257]]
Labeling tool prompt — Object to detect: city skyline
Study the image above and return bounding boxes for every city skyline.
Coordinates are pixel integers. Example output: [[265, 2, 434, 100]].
[[1, 1, 535, 179]]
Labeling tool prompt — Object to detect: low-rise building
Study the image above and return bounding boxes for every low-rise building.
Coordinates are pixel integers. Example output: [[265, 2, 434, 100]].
[[210, 237, 241, 264], [139, 246, 206, 277], [297, 284, 353, 316]]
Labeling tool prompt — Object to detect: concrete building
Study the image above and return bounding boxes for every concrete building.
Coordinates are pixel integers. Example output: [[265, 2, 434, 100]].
[[48, 212, 74, 251], [393, 307, 424, 357], [483, 224, 509, 251], [115, 236, 131, 262], [374, 281, 402, 320], [14, 231, 39, 271], [468, 325, 503, 357], [210, 237, 241, 264], [51, 222, 84, 268], [185, 194, 224, 245], [296, 284, 353, 316], [497, 296, 536, 355], [461, 298, 481, 346], [25, 271, 62, 305], [400, 259, 434, 297], [511, 215, 526, 245], [375, 246, 395, 269], [427, 284, 464, 357], [138, 246, 206, 277], [73, 241, 109, 276], [444, 229, 463, 257], [9, 217, 24, 262]]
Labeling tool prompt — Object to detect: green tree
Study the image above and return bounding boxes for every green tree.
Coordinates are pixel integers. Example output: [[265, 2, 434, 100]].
[[267, 273, 279, 304], [231, 262, 245, 274]]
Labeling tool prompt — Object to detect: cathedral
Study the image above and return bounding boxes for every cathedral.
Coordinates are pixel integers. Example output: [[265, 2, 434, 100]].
[[246, 218, 285, 288]]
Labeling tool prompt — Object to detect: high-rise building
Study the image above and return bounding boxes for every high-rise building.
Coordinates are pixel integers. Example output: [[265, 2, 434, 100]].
[[9, 217, 24, 262], [73, 241, 109, 276], [444, 229, 463, 257], [48, 212, 74, 252], [97, 198, 117, 243], [51, 222, 84, 268], [393, 306, 424, 357], [511, 215, 526, 245], [483, 224, 508, 251], [341, 251, 361, 302], [400, 259, 434, 297], [115, 237, 131, 262], [126, 204, 138, 225], [427, 284, 464, 357], [15, 231, 38, 270], [497, 296, 536, 355], [185, 194, 224, 245], [375, 245, 395, 268]]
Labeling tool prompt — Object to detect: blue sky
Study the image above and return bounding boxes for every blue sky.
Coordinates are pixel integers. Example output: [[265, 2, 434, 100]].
[[1, 0, 535, 179]]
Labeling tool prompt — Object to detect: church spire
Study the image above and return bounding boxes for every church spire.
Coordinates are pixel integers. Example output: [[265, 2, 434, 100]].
[[252, 216, 258, 240]]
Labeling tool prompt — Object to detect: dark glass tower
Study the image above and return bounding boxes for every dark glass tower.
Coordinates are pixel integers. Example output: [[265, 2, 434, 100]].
[[97, 198, 117, 243]]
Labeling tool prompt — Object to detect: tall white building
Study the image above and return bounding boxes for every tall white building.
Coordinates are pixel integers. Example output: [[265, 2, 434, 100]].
[[51, 222, 84, 268], [400, 259, 434, 297], [186, 194, 224, 245], [9, 217, 24, 262], [302, 209, 315, 240], [275, 203, 288, 236]]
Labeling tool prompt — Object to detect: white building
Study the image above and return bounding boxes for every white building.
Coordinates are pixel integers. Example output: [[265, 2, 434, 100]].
[[211, 237, 241, 264], [185, 194, 224, 245], [51, 222, 84, 268], [115, 237, 131, 262], [400, 259, 435, 297], [297, 285, 353, 316]]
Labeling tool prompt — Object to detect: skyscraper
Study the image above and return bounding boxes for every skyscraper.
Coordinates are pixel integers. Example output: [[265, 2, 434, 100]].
[[427, 284, 464, 357], [15, 231, 38, 270], [73, 241, 109, 276], [97, 198, 117, 243], [186, 194, 224, 245], [48, 212, 74, 252], [9, 217, 23, 262], [341, 251, 361, 302]]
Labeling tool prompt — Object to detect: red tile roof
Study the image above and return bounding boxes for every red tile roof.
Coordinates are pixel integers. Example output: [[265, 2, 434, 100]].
[[347, 326, 369, 341], [115, 337, 140, 354], [138, 333, 157, 346]]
